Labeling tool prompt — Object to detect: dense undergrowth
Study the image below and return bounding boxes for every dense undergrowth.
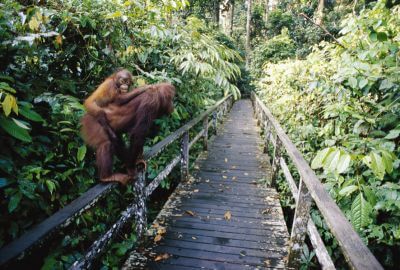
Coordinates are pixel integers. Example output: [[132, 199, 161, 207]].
[[0, 0, 243, 268], [254, 1, 399, 268]]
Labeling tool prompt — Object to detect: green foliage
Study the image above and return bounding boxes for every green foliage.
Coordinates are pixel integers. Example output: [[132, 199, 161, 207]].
[[251, 28, 295, 77], [256, 1, 400, 267], [0, 0, 243, 268]]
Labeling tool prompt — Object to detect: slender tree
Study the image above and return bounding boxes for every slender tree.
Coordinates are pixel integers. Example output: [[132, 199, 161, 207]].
[[229, 0, 235, 36], [316, 0, 325, 25], [246, 0, 252, 67], [214, 0, 220, 25]]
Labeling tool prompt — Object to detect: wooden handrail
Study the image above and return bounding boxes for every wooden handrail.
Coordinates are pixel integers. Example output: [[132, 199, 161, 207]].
[[0, 95, 233, 268], [251, 92, 382, 270]]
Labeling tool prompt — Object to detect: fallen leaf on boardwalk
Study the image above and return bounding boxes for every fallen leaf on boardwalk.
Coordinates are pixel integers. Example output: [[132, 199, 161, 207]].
[[192, 236, 197, 240], [154, 253, 170, 262], [205, 179, 210, 183], [154, 234, 162, 243], [193, 189, 199, 193], [224, 211, 232, 220], [157, 227, 166, 235], [264, 259, 271, 266], [222, 175, 228, 179], [231, 166, 236, 169], [262, 209, 272, 215], [224, 158, 228, 163], [232, 176, 237, 181], [244, 172, 249, 176], [239, 250, 247, 257], [185, 210, 196, 216]]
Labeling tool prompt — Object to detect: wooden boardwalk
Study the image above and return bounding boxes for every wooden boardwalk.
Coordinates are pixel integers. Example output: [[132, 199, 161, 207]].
[[124, 100, 289, 270]]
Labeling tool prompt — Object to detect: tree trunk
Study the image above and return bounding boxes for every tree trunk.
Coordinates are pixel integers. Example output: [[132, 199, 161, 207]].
[[245, 0, 252, 68], [264, 0, 269, 21], [229, 0, 235, 36], [315, 0, 324, 25], [214, 0, 220, 25]]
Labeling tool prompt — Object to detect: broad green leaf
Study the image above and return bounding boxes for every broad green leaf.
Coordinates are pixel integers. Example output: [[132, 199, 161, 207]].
[[369, 32, 377, 41], [106, 11, 122, 19], [351, 193, 372, 232], [385, 129, 400, 140], [12, 118, 30, 130], [311, 147, 333, 169], [381, 151, 394, 174], [2, 95, 14, 116], [339, 185, 358, 196], [77, 145, 87, 162], [363, 152, 385, 180], [19, 105, 44, 122], [377, 32, 388, 41], [46, 180, 56, 195], [0, 116, 32, 142], [8, 193, 22, 213], [323, 148, 340, 173], [337, 152, 351, 174], [348, 77, 358, 88], [358, 78, 368, 89]]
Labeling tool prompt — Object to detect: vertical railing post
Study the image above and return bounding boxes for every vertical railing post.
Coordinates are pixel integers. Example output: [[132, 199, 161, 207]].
[[263, 120, 271, 154], [180, 131, 189, 182], [203, 117, 209, 151], [212, 111, 218, 135], [288, 178, 312, 268], [271, 136, 282, 186], [134, 167, 147, 242]]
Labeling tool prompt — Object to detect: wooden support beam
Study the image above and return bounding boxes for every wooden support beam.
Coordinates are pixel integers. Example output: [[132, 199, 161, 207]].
[[280, 158, 335, 270], [288, 178, 312, 268], [180, 131, 190, 182]]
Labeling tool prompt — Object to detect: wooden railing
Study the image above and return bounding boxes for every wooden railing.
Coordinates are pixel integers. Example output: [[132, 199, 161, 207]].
[[0, 95, 233, 269], [251, 92, 382, 270]]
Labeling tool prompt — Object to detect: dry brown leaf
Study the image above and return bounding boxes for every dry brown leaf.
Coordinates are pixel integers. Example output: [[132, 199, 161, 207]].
[[193, 189, 199, 193], [231, 165, 236, 169], [224, 211, 232, 221], [157, 227, 166, 235], [185, 210, 196, 216], [154, 253, 170, 262], [232, 176, 237, 181], [154, 234, 162, 243]]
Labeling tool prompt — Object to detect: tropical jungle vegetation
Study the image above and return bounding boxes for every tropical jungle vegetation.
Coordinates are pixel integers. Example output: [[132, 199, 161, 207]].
[[0, 0, 399, 269]]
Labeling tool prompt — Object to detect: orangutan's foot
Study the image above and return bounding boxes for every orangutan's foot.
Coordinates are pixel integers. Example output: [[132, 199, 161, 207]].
[[101, 173, 132, 185], [136, 159, 147, 171]]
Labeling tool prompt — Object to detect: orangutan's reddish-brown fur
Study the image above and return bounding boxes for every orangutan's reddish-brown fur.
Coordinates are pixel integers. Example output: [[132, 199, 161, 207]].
[[83, 69, 148, 142], [81, 82, 175, 184]]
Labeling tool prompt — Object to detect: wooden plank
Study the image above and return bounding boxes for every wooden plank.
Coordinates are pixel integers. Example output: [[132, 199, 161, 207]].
[[253, 93, 382, 269], [163, 232, 287, 251], [153, 246, 284, 267]]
